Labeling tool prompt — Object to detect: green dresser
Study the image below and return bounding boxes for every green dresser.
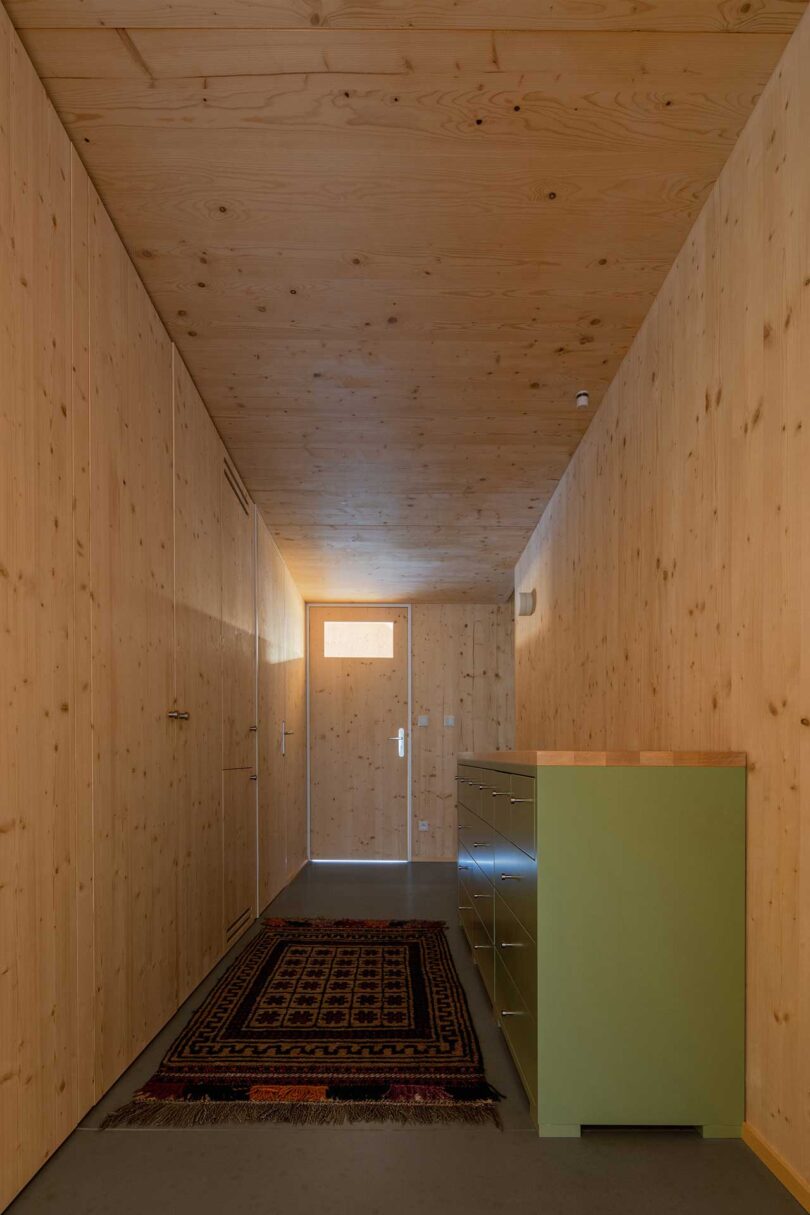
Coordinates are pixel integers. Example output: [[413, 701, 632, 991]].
[[457, 750, 746, 1138]]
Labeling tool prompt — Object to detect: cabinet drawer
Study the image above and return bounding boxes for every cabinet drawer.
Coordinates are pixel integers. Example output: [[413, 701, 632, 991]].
[[488, 769, 512, 836], [509, 773, 537, 858], [470, 909, 496, 1001], [465, 815, 495, 880], [457, 766, 478, 812], [464, 856, 494, 940], [494, 891, 537, 1013], [459, 900, 477, 951], [495, 955, 538, 1107], [493, 834, 537, 939]]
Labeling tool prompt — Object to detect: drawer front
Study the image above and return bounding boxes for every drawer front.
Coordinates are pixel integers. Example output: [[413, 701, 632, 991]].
[[493, 834, 537, 939], [495, 955, 538, 1107], [457, 842, 476, 894], [470, 909, 496, 1001], [457, 766, 478, 812], [494, 891, 537, 1013], [459, 900, 477, 951], [509, 773, 537, 858], [457, 802, 479, 848], [488, 769, 513, 836], [465, 814, 495, 880], [464, 857, 494, 940]]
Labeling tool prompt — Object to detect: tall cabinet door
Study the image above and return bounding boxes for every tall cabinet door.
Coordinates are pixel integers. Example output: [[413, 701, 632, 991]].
[[221, 459, 257, 942], [88, 194, 176, 1093], [173, 357, 225, 996]]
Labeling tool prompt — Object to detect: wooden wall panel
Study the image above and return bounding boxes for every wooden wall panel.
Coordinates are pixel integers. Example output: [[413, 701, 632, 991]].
[[0, 20, 79, 1209], [221, 460, 256, 769], [514, 9, 810, 1194], [282, 572, 308, 878], [88, 186, 177, 1094], [173, 354, 225, 995], [257, 518, 307, 909], [223, 767, 256, 943], [411, 605, 514, 861]]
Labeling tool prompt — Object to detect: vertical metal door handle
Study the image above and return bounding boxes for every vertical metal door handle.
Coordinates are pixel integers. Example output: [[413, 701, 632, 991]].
[[387, 727, 406, 758]]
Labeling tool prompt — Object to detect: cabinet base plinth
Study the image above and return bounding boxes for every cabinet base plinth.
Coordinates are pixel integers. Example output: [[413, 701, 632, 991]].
[[701, 1125, 742, 1139], [538, 1124, 581, 1138]]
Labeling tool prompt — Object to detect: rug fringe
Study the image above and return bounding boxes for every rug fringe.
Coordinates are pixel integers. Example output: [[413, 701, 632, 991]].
[[101, 1098, 501, 1131]]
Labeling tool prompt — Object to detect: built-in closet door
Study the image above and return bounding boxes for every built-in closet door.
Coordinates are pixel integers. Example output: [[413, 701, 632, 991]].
[[221, 460, 257, 942], [173, 358, 225, 995], [88, 195, 177, 1092], [257, 522, 307, 909]]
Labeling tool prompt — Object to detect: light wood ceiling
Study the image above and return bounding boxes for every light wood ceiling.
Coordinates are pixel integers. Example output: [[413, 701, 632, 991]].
[[9, 0, 805, 601]]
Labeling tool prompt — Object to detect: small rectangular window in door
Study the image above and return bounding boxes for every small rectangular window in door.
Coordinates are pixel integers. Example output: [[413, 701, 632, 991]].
[[323, 620, 394, 659]]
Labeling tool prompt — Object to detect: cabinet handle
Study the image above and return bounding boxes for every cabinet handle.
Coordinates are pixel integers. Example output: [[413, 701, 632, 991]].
[[458, 904, 472, 912], [500, 873, 520, 882], [250, 774, 258, 781], [492, 791, 511, 798], [177, 711, 190, 720], [168, 710, 190, 720], [473, 944, 493, 951], [501, 1010, 525, 1018], [472, 842, 488, 849], [478, 784, 491, 791], [249, 725, 258, 732], [500, 942, 525, 949], [473, 893, 492, 900], [510, 797, 533, 804], [167, 710, 179, 719]]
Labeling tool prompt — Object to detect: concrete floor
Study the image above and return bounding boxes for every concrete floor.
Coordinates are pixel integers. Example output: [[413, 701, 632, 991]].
[[9, 862, 802, 1214]]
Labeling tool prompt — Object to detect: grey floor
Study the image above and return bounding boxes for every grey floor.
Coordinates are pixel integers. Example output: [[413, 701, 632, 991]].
[[9, 862, 802, 1214]]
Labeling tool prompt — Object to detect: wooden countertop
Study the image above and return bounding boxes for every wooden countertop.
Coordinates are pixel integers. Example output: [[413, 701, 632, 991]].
[[459, 750, 747, 768]]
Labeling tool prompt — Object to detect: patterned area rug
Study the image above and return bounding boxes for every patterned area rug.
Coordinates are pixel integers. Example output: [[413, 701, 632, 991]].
[[104, 919, 501, 1127]]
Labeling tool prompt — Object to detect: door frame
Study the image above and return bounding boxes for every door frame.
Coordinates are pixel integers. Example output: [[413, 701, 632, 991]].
[[306, 603, 412, 862]]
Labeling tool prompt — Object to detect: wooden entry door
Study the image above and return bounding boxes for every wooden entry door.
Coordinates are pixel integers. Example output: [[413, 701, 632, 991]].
[[309, 606, 410, 861]]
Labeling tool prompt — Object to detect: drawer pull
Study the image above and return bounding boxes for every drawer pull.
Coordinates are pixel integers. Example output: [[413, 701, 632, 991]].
[[473, 944, 493, 951], [501, 1010, 525, 1018], [458, 904, 472, 911], [492, 791, 511, 798], [510, 797, 534, 804], [458, 864, 470, 871], [499, 942, 525, 949], [500, 873, 520, 882], [472, 842, 488, 849], [479, 784, 491, 791], [473, 893, 492, 900]]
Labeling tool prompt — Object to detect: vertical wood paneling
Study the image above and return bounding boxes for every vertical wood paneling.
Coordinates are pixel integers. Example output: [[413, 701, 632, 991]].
[[282, 572, 307, 878], [223, 767, 255, 939], [88, 187, 176, 1093], [221, 462, 256, 769], [173, 354, 225, 995], [257, 517, 307, 910], [0, 15, 78, 1207], [411, 605, 514, 861], [513, 11, 810, 1191], [69, 148, 95, 1115]]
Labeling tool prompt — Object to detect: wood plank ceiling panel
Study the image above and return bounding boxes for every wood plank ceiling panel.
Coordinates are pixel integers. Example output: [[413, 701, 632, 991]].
[[8, 0, 806, 600]]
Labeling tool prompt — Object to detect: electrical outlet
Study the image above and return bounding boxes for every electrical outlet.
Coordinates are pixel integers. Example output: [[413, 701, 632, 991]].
[[418, 820, 430, 832]]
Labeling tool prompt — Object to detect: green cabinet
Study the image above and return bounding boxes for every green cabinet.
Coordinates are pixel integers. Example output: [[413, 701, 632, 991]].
[[457, 752, 746, 1138]]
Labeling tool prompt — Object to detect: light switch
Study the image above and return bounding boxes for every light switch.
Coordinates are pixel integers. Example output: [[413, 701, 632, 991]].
[[444, 715, 456, 727], [418, 820, 430, 832], [417, 714, 430, 727]]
